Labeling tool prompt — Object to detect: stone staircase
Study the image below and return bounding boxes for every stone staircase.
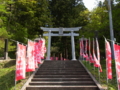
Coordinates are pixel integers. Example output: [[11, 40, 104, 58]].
[[26, 61, 102, 90]]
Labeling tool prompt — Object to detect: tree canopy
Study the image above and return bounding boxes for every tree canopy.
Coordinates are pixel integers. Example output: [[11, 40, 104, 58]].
[[0, 0, 120, 59]]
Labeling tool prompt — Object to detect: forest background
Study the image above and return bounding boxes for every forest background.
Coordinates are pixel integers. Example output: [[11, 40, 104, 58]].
[[0, 0, 120, 60]]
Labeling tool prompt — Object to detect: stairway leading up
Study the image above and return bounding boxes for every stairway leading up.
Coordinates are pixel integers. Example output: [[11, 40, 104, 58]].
[[25, 60, 102, 90]]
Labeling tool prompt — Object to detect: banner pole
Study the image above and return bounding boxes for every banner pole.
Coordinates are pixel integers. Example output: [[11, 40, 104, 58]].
[[98, 68, 100, 83], [14, 42, 19, 90], [93, 38, 95, 77], [15, 80, 16, 90]]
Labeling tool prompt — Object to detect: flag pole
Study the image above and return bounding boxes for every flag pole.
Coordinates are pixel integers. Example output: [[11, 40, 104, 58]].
[[93, 38, 95, 77], [105, 38, 109, 89], [98, 65, 100, 83], [14, 42, 19, 90]]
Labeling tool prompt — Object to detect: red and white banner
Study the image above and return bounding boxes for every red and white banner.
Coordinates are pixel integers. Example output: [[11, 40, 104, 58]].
[[85, 39, 87, 54], [96, 39, 102, 72], [114, 44, 120, 82], [34, 41, 42, 64], [105, 39, 112, 79], [40, 39, 46, 59], [50, 57, 53, 60], [85, 53, 89, 61], [33, 42, 39, 68], [93, 39, 100, 67], [56, 57, 58, 60], [80, 39, 84, 56], [26, 40, 35, 72], [15, 43, 26, 81], [89, 53, 94, 63]]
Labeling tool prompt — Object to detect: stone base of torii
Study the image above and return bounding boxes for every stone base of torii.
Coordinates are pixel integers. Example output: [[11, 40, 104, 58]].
[[41, 27, 82, 60]]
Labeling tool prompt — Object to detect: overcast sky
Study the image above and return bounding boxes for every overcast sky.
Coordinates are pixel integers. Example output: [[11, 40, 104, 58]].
[[83, 0, 105, 11]]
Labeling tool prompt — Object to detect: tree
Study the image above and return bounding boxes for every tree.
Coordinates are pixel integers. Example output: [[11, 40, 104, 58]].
[[0, 0, 11, 57], [49, 0, 87, 59], [112, 2, 120, 42], [9, 0, 52, 41], [6, 0, 52, 58]]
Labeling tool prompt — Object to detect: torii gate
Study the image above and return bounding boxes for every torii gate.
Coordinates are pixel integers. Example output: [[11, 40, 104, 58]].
[[41, 27, 82, 60]]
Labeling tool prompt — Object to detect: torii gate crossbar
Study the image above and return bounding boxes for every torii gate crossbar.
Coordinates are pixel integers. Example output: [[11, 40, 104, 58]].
[[41, 27, 82, 60]]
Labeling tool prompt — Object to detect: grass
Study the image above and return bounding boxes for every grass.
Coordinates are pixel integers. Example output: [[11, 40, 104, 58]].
[[82, 59, 117, 90], [0, 60, 33, 90]]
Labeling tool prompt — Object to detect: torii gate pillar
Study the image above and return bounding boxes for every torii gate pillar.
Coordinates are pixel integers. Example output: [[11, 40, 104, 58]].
[[41, 27, 82, 60], [46, 30, 51, 60], [71, 30, 76, 60]]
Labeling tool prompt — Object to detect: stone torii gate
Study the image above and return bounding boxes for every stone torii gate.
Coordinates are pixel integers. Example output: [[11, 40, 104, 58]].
[[41, 27, 82, 60]]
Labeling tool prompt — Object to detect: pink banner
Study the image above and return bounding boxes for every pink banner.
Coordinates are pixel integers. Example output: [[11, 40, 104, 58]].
[[50, 57, 53, 60], [39, 39, 46, 59], [26, 40, 35, 72], [80, 39, 84, 56], [105, 39, 112, 79], [96, 39, 102, 72], [60, 57, 63, 60], [56, 57, 58, 60], [16, 43, 26, 81], [114, 44, 120, 82], [93, 39, 100, 68], [34, 41, 41, 64], [89, 54, 94, 63]]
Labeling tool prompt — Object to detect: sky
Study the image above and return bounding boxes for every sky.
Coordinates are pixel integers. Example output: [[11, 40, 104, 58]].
[[83, 0, 105, 11]]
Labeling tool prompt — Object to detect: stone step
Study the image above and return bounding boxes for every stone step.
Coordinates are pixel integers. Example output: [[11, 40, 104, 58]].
[[29, 81, 96, 85], [35, 72, 88, 75], [25, 61, 101, 90], [36, 71, 87, 73], [37, 70, 85, 72], [33, 75, 90, 78], [38, 68, 85, 70], [31, 78, 92, 81], [26, 85, 99, 90]]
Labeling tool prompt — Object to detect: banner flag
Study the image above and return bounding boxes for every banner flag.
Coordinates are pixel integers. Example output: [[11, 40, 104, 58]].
[[50, 57, 53, 60], [88, 38, 91, 62], [40, 39, 46, 59], [26, 40, 35, 72], [34, 41, 42, 64], [33, 42, 39, 68], [80, 38, 84, 56], [105, 39, 112, 79], [89, 53, 94, 63], [15, 43, 26, 81], [96, 38, 102, 72], [114, 44, 120, 82], [56, 57, 58, 60], [85, 39, 87, 54], [93, 38, 100, 67]]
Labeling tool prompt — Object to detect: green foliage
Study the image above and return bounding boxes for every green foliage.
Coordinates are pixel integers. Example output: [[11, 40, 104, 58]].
[[0, 60, 33, 90], [11, 0, 52, 38], [49, 0, 88, 59], [82, 60, 117, 90], [50, 0, 87, 27], [112, 2, 120, 42], [5, 0, 52, 57], [0, 0, 11, 57]]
